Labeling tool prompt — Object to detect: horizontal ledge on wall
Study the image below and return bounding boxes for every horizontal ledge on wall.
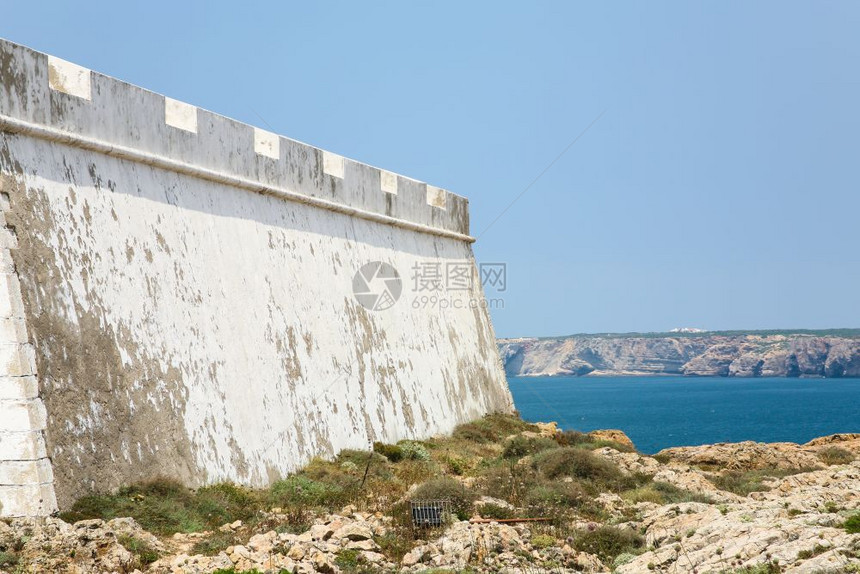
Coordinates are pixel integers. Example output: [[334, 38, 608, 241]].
[[0, 115, 476, 244]]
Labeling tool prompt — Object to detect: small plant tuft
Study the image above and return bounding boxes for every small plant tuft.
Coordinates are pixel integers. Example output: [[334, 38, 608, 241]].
[[530, 534, 556, 549], [372, 442, 403, 462], [710, 471, 774, 497], [572, 525, 644, 563], [452, 414, 537, 444], [817, 446, 855, 466], [502, 435, 558, 459], [0, 552, 19, 568], [845, 513, 860, 534], [477, 502, 514, 520], [411, 477, 476, 520], [397, 440, 430, 461], [118, 535, 160, 566], [532, 447, 633, 492]]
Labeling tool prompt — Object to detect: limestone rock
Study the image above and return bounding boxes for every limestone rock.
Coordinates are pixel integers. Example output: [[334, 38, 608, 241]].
[[656, 440, 822, 471], [616, 463, 860, 574], [588, 429, 635, 449], [332, 522, 373, 541], [535, 421, 558, 437], [594, 448, 663, 475], [310, 550, 335, 573]]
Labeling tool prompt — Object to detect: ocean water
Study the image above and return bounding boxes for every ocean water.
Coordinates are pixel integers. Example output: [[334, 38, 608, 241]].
[[507, 376, 860, 454]]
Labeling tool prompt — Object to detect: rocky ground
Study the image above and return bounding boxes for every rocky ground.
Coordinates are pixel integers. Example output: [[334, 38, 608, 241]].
[[2, 420, 859, 573]]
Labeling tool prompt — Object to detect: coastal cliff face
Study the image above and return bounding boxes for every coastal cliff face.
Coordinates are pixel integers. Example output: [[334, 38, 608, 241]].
[[499, 333, 860, 377]]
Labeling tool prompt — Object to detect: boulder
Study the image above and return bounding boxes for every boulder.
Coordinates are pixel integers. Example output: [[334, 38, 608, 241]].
[[588, 429, 635, 450]]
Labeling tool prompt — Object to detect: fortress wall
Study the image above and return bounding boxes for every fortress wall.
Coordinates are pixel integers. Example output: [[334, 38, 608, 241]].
[[0, 39, 513, 515]]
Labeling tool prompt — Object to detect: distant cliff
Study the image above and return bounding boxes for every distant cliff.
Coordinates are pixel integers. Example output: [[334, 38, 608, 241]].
[[498, 330, 860, 378]]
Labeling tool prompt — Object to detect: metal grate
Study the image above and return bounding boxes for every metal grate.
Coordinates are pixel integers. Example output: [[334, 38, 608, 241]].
[[410, 499, 453, 528]]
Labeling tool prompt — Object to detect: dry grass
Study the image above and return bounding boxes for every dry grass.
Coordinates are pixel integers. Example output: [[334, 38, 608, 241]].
[[60, 413, 704, 565]]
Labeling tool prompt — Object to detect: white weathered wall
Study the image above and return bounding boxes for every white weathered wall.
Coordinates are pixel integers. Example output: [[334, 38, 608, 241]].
[[0, 235, 56, 516], [0, 39, 513, 515]]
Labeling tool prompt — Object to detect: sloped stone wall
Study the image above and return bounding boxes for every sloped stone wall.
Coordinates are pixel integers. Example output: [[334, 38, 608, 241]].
[[0, 38, 512, 515]]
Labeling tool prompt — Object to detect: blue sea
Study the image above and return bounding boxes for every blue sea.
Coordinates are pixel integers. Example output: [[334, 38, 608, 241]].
[[507, 376, 860, 454]]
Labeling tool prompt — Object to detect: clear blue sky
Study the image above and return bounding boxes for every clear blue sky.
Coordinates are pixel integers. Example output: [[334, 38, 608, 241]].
[[4, 2, 859, 337]]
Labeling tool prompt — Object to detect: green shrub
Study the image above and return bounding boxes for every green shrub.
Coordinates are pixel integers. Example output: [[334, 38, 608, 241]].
[[556, 430, 590, 446], [303, 451, 388, 489], [0, 552, 19, 567], [59, 478, 261, 535], [398, 440, 430, 461], [845, 513, 860, 534], [624, 481, 713, 505], [530, 534, 556, 549], [411, 477, 476, 520], [373, 442, 403, 462], [817, 446, 855, 466], [710, 471, 773, 497], [572, 526, 644, 563], [118, 535, 160, 566], [477, 502, 514, 520], [623, 484, 664, 504], [477, 462, 538, 507], [193, 483, 259, 526], [532, 447, 631, 491], [335, 449, 387, 468], [796, 543, 828, 559], [445, 456, 469, 476], [710, 467, 817, 497], [393, 458, 435, 488], [525, 482, 588, 513], [613, 552, 637, 568], [190, 531, 238, 556], [268, 475, 346, 508], [453, 414, 536, 444], [502, 435, 558, 459], [376, 529, 413, 562], [335, 548, 361, 570]]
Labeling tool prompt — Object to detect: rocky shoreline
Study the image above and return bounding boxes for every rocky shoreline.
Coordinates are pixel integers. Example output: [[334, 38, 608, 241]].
[[498, 333, 860, 378], [2, 417, 859, 573]]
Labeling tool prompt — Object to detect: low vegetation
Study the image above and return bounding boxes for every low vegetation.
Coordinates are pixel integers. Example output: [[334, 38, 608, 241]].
[[817, 446, 855, 465], [410, 477, 476, 520], [623, 481, 713, 505], [707, 467, 817, 497], [58, 414, 715, 568], [0, 551, 18, 568], [572, 525, 643, 563], [716, 563, 783, 574], [61, 480, 261, 535], [118, 534, 160, 566], [557, 429, 636, 453]]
